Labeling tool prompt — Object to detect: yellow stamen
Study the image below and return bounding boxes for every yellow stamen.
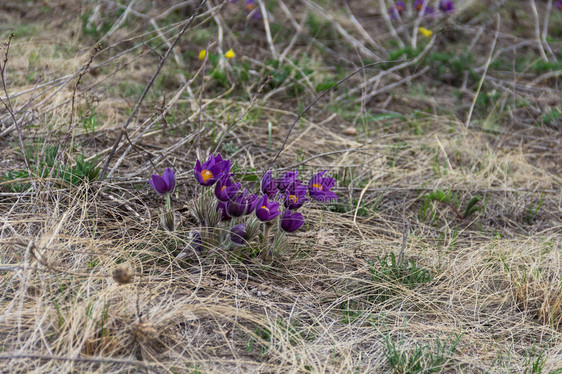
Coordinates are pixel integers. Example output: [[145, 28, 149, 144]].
[[261, 205, 269, 213], [289, 195, 298, 203], [201, 169, 214, 182], [246, 3, 255, 11], [312, 183, 323, 190], [221, 186, 227, 191]]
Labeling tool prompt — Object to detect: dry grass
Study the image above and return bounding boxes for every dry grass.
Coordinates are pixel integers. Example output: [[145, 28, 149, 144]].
[[0, 0, 561, 373]]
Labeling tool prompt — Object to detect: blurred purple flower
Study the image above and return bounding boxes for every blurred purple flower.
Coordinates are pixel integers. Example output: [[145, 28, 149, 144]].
[[256, 195, 281, 222], [284, 183, 308, 210], [280, 210, 305, 233], [230, 223, 248, 245], [439, 0, 454, 13], [389, 0, 405, 19], [149, 168, 175, 195], [261, 171, 278, 199], [194, 154, 230, 187], [227, 189, 258, 217], [245, 0, 256, 10], [557, 0, 562, 10], [414, 0, 435, 15], [215, 175, 241, 202], [308, 170, 338, 202]]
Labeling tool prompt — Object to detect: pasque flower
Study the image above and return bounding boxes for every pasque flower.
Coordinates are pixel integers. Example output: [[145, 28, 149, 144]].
[[439, 0, 454, 13], [216, 201, 231, 221], [260, 171, 278, 198], [245, 0, 256, 11], [256, 195, 281, 222], [215, 175, 241, 202], [230, 223, 248, 245], [194, 154, 230, 186], [389, 0, 405, 18], [280, 210, 304, 233], [557, 0, 562, 10], [277, 171, 300, 193], [308, 170, 338, 202], [149, 168, 176, 195], [245, 0, 261, 19], [227, 189, 258, 217], [284, 183, 308, 210], [414, 0, 435, 15]]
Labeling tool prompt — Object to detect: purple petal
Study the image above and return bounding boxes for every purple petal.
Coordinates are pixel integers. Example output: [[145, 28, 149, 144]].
[[162, 168, 175, 192], [149, 175, 167, 195]]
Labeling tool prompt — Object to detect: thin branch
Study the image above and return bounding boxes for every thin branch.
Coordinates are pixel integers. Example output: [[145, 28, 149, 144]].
[[465, 15, 500, 128], [99, 0, 207, 180], [0, 34, 31, 174]]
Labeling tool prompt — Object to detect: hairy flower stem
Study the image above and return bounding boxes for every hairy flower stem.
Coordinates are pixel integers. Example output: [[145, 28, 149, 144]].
[[263, 222, 273, 246], [165, 192, 171, 212], [265, 231, 286, 261]]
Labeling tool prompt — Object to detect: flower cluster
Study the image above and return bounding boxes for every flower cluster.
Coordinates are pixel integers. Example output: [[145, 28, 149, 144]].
[[198, 48, 236, 62], [390, 0, 454, 19], [147, 155, 338, 259], [191, 153, 338, 259]]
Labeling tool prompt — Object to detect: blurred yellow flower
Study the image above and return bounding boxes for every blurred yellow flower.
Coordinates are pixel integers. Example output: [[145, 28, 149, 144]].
[[198, 49, 207, 61], [225, 48, 235, 59], [418, 27, 433, 38]]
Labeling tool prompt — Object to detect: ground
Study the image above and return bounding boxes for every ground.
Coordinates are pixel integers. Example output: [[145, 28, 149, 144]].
[[0, 0, 561, 373]]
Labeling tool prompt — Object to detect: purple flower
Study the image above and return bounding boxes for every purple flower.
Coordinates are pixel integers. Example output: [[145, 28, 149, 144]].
[[245, 0, 256, 11], [389, 1, 405, 19], [216, 201, 231, 221], [284, 183, 308, 210], [308, 170, 338, 202], [414, 0, 435, 15], [149, 168, 175, 195], [230, 223, 248, 245], [256, 195, 281, 222], [261, 171, 278, 199], [557, 0, 562, 10], [194, 154, 231, 187], [277, 171, 300, 193], [226, 189, 258, 217], [280, 210, 304, 233], [439, 0, 454, 13], [215, 175, 241, 202]]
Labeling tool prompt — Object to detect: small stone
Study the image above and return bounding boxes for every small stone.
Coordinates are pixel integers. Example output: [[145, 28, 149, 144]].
[[342, 127, 358, 136]]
